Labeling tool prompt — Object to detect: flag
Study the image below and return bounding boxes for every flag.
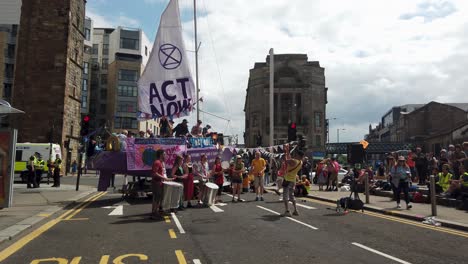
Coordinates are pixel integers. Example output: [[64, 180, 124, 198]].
[[360, 139, 369, 149], [138, 0, 195, 120]]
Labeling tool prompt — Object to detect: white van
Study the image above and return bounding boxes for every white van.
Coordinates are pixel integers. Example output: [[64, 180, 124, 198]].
[[14, 143, 62, 182]]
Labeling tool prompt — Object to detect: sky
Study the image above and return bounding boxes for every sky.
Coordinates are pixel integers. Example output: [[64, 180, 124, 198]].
[[86, 0, 468, 144]]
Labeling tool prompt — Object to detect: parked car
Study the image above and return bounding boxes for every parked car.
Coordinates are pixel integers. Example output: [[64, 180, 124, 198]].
[[312, 168, 349, 183]]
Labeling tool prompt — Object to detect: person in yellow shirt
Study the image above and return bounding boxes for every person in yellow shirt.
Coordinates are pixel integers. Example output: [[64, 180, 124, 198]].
[[282, 146, 304, 217], [437, 164, 452, 194], [250, 151, 266, 201]]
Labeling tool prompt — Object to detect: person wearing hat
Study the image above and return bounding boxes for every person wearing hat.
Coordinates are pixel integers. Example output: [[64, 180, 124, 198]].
[[173, 119, 189, 137], [390, 156, 412, 209], [438, 149, 449, 171]]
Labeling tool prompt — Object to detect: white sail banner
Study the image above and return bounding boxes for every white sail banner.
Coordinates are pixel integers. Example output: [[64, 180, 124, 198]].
[[138, 0, 195, 120]]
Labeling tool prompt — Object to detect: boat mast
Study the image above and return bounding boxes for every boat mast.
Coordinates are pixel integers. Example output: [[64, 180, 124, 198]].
[[194, 0, 200, 121]]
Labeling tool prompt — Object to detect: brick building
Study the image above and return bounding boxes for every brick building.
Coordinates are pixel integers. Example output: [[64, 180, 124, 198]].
[[12, 0, 86, 172], [244, 54, 327, 154]]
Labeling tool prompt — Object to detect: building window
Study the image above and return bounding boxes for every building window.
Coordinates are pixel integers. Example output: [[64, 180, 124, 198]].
[[81, 96, 87, 108], [314, 112, 322, 129], [120, 37, 139, 50], [117, 101, 137, 113], [118, 85, 138, 97], [115, 117, 138, 129], [295, 93, 302, 125], [3, 83, 12, 98], [7, 44, 15, 58], [99, 104, 106, 114], [118, 69, 137, 81], [102, 44, 109, 55], [315, 135, 321, 147], [85, 28, 91, 41], [100, 89, 107, 99], [92, 44, 99, 55], [280, 93, 293, 125], [101, 58, 108, 70], [5, 64, 14, 78], [11, 25, 18, 37], [101, 74, 107, 85], [83, 62, 89, 74], [82, 79, 88, 91]]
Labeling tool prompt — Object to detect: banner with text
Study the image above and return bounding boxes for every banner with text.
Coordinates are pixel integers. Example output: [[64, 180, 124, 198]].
[[138, 0, 195, 120], [126, 138, 186, 171]]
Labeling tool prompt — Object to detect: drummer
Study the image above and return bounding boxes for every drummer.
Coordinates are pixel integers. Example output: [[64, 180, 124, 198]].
[[212, 157, 224, 203], [182, 154, 195, 208], [194, 154, 210, 205], [171, 155, 186, 210], [151, 149, 172, 219]]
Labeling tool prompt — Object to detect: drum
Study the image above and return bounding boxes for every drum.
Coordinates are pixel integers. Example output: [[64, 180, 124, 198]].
[[162, 181, 184, 211], [202, 182, 219, 206]]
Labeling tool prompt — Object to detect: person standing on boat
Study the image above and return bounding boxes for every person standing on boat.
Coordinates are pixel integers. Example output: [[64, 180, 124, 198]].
[[191, 120, 203, 137]]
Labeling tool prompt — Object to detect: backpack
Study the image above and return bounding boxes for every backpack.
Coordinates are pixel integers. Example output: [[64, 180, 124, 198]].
[[412, 191, 424, 203], [338, 197, 364, 211]]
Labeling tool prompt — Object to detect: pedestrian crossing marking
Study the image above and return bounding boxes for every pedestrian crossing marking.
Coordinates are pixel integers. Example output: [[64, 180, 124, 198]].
[[164, 216, 171, 223], [169, 229, 177, 239]]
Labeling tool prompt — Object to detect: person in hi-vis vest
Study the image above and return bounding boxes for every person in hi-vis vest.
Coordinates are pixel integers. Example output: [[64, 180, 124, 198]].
[[52, 154, 62, 187]]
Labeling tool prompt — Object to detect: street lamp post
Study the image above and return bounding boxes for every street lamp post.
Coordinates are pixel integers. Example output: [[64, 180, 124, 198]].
[[326, 117, 337, 144], [337, 128, 346, 143]]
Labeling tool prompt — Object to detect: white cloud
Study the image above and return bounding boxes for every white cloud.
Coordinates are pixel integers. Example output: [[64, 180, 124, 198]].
[[89, 0, 468, 144]]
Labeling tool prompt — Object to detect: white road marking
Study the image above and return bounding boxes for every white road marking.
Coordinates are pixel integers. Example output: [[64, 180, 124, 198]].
[[291, 202, 316, 210], [102, 205, 123, 216], [210, 205, 224, 213], [193, 259, 202, 264], [215, 202, 227, 206], [224, 193, 234, 197], [171, 212, 186, 234], [352, 242, 412, 264], [256, 206, 318, 230]]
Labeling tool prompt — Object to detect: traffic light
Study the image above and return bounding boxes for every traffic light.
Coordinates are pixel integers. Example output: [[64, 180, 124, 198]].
[[287, 122, 297, 142], [80, 115, 90, 136]]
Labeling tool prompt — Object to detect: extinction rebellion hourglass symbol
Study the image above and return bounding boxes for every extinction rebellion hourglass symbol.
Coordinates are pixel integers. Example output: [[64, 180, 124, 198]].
[[159, 43, 182, 70]]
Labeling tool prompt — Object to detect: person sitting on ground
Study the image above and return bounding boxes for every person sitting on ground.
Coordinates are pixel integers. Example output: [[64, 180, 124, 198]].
[[295, 175, 310, 197], [436, 164, 453, 195], [445, 164, 468, 198]]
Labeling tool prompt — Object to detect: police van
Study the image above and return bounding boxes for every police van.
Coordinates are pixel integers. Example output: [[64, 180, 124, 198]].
[[14, 143, 62, 182]]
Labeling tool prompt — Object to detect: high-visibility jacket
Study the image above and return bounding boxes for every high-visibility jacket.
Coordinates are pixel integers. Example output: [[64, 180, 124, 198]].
[[461, 172, 468, 187], [437, 172, 452, 192], [34, 158, 45, 170], [54, 158, 62, 170]]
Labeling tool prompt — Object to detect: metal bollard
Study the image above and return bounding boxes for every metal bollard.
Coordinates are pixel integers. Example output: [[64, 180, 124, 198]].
[[430, 175, 437, 216], [365, 173, 370, 204]]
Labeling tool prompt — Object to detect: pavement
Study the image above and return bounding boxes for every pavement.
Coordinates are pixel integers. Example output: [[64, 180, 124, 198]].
[[266, 184, 468, 232], [0, 175, 98, 244], [1, 191, 467, 263]]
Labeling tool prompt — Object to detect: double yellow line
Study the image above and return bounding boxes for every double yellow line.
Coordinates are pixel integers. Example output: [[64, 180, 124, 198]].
[[302, 197, 468, 238], [0, 191, 107, 262]]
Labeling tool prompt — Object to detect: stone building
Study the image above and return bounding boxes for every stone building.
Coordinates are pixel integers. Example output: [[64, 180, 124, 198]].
[[366, 101, 468, 153], [12, 0, 86, 172], [81, 17, 93, 117], [0, 0, 21, 127], [244, 54, 327, 154], [90, 26, 157, 135]]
